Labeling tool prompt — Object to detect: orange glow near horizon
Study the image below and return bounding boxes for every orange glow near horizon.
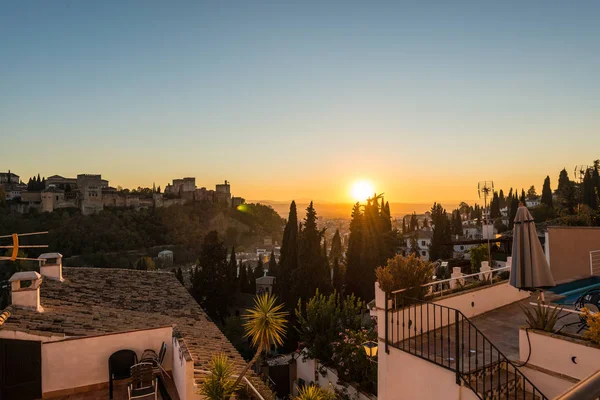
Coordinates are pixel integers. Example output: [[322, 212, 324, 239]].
[[351, 180, 375, 202]]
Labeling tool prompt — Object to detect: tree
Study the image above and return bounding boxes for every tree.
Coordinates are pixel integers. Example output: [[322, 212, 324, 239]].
[[268, 250, 277, 277], [228, 247, 238, 281], [294, 202, 329, 300], [583, 168, 597, 210], [409, 212, 419, 232], [557, 168, 570, 195], [401, 218, 407, 234], [329, 229, 343, 263], [452, 209, 463, 236], [527, 185, 538, 201], [277, 201, 299, 308], [135, 256, 155, 271], [331, 258, 345, 294], [509, 196, 519, 229], [490, 191, 500, 219], [248, 265, 256, 294], [199, 353, 240, 400], [345, 203, 364, 299], [239, 261, 248, 293], [295, 291, 363, 362], [191, 231, 230, 321], [175, 267, 184, 284], [0, 186, 6, 206], [469, 245, 488, 274], [520, 189, 526, 204], [422, 217, 429, 228], [499, 189, 506, 209], [541, 176, 553, 208], [429, 203, 452, 261], [254, 257, 264, 278], [231, 293, 287, 394]]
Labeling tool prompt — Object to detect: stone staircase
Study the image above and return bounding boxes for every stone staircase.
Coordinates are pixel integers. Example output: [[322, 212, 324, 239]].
[[463, 360, 540, 400]]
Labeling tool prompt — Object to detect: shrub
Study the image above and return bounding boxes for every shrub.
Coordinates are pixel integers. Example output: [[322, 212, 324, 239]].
[[519, 296, 561, 332], [583, 308, 600, 345], [468, 244, 488, 274], [375, 254, 434, 299]]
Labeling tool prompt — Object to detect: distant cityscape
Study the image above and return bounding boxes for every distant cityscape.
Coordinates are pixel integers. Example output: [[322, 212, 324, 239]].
[[0, 171, 245, 215]]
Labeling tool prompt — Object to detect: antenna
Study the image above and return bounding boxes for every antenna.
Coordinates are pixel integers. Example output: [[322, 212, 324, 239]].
[[574, 165, 588, 184], [0, 232, 49, 261]]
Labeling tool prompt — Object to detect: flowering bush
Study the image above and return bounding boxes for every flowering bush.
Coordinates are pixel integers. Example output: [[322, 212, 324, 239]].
[[583, 307, 600, 345], [376, 254, 433, 299], [331, 323, 377, 395]]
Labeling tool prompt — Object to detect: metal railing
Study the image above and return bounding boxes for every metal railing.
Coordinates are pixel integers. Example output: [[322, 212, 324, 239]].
[[555, 368, 600, 400], [591, 250, 600, 277], [384, 293, 548, 400], [392, 266, 511, 299]]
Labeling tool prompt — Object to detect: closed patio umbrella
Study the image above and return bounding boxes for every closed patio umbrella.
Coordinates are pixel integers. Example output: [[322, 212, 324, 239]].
[[510, 204, 555, 291]]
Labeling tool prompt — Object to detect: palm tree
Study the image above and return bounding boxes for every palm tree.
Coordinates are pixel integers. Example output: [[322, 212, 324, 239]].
[[199, 353, 239, 400], [230, 292, 287, 395]]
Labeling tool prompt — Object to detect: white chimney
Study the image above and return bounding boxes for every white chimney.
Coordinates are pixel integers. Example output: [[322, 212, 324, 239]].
[[38, 252, 64, 282], [9, 271, 44, 312]]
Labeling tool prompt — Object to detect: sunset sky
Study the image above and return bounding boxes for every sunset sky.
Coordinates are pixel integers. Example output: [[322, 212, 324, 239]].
[[2, 1, 599, 204]]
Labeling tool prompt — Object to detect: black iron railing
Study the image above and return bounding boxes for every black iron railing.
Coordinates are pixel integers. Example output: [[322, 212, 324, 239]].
[[384, 292, 548, 400]]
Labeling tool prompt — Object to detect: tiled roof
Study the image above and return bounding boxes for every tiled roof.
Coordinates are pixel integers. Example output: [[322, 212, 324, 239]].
[[1, 267, 273, 399]]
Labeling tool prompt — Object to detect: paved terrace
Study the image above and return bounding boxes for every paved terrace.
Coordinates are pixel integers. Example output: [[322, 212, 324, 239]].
[[394, 293, 583, 371]]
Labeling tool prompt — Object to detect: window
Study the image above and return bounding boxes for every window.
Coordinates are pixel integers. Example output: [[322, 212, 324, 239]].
[[421, 251, 426, 256], [421, 240, 426, 246], [460, 246, 464, 250]]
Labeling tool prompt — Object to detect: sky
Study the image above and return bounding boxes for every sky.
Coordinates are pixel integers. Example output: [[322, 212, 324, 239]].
[[2, 1, 600, 204]]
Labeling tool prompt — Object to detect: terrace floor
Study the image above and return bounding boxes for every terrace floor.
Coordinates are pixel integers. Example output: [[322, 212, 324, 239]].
[[392, 292, 586, 371], [53, 376, 180, 400], [472, 292, 584, 362]]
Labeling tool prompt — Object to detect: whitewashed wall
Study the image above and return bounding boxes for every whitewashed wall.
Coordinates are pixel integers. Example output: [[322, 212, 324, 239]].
[[41, 326, 172, 395]]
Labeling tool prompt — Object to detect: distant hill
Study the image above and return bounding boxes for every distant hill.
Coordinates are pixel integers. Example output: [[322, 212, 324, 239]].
[[250, 200, 462, 219]]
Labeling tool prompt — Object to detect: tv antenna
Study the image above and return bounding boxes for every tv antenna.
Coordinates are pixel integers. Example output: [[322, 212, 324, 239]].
[[477, 181, 494, 265], [574, 165, 589, 184], [0, 232, 49, 261]]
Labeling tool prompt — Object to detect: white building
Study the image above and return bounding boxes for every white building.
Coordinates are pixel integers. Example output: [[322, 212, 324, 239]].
[[405, 230, 433, 260], [526, 198, 541, 208]]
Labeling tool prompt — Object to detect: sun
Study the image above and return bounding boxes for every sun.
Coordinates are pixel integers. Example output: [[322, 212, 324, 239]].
[[351, 180, 375, 202]]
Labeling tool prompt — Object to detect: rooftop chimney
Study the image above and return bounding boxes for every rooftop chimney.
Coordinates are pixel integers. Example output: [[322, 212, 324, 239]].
[[38, 252, 64, 282], [9, 271, 44, 312]]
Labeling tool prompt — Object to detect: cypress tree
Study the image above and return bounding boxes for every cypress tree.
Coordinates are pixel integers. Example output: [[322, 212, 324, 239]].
[[248, 265, 256, 293], [329, 229, 343, 263], [499, 189, 506, 209], [509, 196, 519, 229], [228, 247, 237, 280], [294, 202, 329, 300], [520, 189, 526, 204], [490, 191, 500, 218], [239, 261, 247, 292], [593, 161, 600, 210], [402, 217, 407, 234], [332, 258, 344, 295], [583, 169, 594, 208], [429, 203, 452, 260], [345, 203, 364, 299], [541, 176, 553, 208], [557, 168, 570, 194], [254, 257, 264, 278], [277, 201, 298, 308], [268, 250, 277, 277]]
